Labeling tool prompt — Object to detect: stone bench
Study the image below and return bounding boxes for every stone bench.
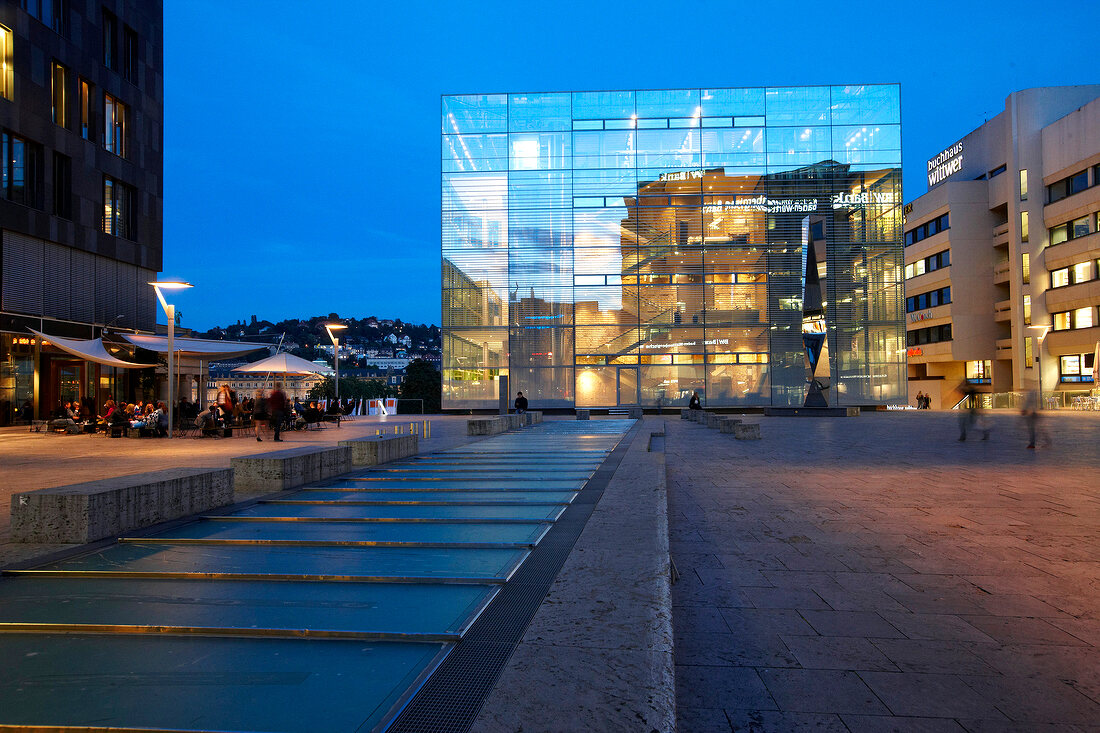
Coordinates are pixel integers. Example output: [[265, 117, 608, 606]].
[[232, 446, 351, 494], [691, 410, 708, 423], [523, 411, 543, 426], [629, 407, 644, 419], [576, 409, 590, 420], [733, 423, 762, 440], [681, 408, 692, 420], [718, 417, 744, 433], [338, 434, 418, 466], [10, 467, 234, 544], [705, 412, 722, 428], [468, 417, 505, 436]]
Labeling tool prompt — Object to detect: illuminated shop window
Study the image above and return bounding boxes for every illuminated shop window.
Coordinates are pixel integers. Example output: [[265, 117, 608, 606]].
[[965, 360, 991, 384], [1059, 353, 1095, 383]]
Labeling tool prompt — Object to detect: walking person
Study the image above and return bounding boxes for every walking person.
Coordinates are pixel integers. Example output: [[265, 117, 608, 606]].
[[268, 382, 287, 442], [915, 391, 924, 409]]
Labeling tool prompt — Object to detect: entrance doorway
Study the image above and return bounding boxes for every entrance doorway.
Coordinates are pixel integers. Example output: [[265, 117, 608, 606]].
[[45, 359, 85, 415], [617, 367, 639, 406]]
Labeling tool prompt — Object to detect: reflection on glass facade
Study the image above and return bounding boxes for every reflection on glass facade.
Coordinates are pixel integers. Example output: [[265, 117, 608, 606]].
[[442, 86, 905, 409]]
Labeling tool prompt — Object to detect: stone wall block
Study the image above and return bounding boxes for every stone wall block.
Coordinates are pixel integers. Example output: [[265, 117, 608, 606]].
[[11, 468, 233, 544], [339, 435, 419, 466]]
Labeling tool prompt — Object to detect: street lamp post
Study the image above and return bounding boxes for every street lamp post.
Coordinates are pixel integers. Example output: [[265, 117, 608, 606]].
[[150, 281, 193, 437], [1028, 324, 1051, 410], [324, 323, 347, 409]]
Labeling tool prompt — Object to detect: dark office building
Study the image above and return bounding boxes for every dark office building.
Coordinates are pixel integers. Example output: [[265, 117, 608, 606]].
[[0, 0, 162, 424]]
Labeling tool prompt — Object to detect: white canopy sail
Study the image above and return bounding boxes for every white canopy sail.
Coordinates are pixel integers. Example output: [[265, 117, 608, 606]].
[[233, 353, 334, 376], [30, 330, 153, 369], [119, 333, 264, 358]]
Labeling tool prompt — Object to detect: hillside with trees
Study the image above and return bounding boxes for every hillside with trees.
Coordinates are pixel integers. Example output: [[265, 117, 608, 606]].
[[197, 314, 440, 365]]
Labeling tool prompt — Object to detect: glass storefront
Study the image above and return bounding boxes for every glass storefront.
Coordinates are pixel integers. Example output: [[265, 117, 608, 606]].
[[442, 86, 905, 409], [0, 334, 36, 424]]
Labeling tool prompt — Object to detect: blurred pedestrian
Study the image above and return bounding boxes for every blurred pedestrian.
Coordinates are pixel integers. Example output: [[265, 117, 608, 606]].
[[1022, 390, 1043, 449], [268, 382, 287, 442], [958, 386, 978, 441], [916, 391, 924, 409]]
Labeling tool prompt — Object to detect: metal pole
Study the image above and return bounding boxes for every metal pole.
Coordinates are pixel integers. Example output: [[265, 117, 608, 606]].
[[167, 303, 175, 438], [334, 336, 340, 407], [1037, 337, 1043, 410]]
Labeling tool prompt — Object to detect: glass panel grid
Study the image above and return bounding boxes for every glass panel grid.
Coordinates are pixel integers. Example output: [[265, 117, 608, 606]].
[[442, 87, 904, 408]]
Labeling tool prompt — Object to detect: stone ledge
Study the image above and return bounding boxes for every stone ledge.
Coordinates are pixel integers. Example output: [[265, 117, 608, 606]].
[[471, 418, 674, 732], [10, 468, 233, 544], [468, 412, 542, 436], [718, 417, 744, 433], [734, 423, 762, 440], [338, 434, 418, 466], [231, 446, 351, 494]]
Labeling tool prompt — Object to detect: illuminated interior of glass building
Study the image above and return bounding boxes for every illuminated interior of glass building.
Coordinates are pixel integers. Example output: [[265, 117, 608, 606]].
[[442, 86, 905, 409]]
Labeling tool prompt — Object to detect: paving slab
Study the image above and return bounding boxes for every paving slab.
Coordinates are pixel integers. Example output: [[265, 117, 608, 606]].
[[669, 411, 1100, 730]]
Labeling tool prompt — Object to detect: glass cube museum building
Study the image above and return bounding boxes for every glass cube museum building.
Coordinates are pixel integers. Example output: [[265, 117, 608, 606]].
[[441, 86, 905, 410]]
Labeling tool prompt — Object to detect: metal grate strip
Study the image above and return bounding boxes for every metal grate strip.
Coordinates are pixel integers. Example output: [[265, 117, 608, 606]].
[[386, 421, 641, 733]]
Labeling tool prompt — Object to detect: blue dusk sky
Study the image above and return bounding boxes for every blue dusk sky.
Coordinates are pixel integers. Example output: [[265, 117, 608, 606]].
[[162, 0, 1100, 331]]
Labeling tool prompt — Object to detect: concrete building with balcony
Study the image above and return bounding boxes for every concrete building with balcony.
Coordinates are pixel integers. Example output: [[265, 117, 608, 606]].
[[904, 86, 1100, 408]]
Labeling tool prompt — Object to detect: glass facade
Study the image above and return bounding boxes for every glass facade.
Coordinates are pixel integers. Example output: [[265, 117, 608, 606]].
[[442, 86, 905, 409]]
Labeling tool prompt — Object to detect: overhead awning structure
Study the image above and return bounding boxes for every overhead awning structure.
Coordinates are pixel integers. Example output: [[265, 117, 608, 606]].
[[30, 330, 154, 369], [118, 334, 265, 359], [233, 353, 334, 376]]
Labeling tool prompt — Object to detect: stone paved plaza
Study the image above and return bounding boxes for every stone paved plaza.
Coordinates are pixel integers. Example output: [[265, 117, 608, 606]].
[[668, 410, 1100, 732], [0, 415, 474, 566]]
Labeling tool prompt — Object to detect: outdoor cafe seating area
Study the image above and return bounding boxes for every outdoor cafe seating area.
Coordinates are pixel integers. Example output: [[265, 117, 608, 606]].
[[33, 397, 353, 440]]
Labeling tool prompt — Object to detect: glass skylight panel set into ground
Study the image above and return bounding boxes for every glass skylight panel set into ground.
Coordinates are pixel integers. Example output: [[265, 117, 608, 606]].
[[442, 86, 906, 409], [0, 422, 628, 732]]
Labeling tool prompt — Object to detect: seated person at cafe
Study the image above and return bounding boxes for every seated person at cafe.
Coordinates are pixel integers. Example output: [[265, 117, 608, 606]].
[[194, 404, 221, 437], [98, 399, 117, 427], [143, 402, 167, 436], [48, 401, 83, 432], [130, 403, 156, 430]]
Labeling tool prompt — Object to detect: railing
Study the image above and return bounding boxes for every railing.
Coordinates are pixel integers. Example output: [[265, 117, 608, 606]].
[[976, 390, 1098, 410]]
